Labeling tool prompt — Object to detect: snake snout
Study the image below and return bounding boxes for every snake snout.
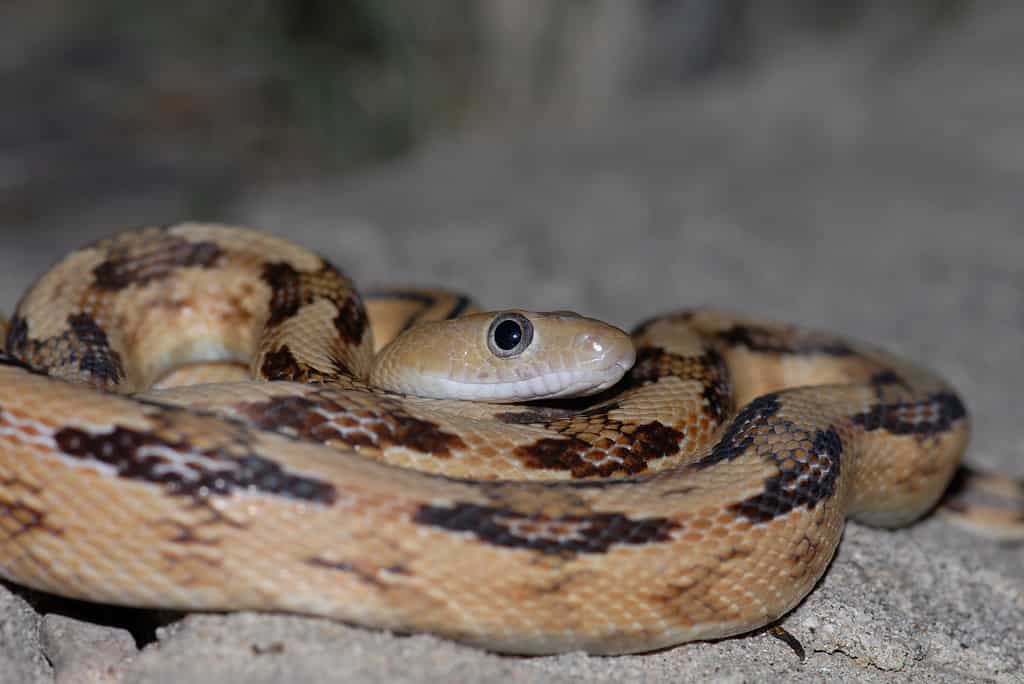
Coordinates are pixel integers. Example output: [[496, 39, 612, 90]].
[[573, 326, 636, 396]]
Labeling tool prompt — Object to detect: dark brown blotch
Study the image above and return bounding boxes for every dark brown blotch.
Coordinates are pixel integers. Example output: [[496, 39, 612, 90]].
[[4, 312, 125, 386], [260, 345, 303, 381], [332, 293, 368, 345], [53, 424, 337, 504], [629, 421, 685, 461], [513, 420, 682, 478], [236, 395, 337, 441], [868, 369, 911, 401], [262, 260, 365, 342], [67, 312, 124, 384], [388, 412, 466, 455], [513, 437, 591, 475], [717, 324, 855, 357], [851, 392, 966, 436], [235, 392, 466, 456], [692, 393, 783, 469], [729, 427, 843, 523], [93, 237, 223, 291], [4, 315, 28, 353], [261, 261, 303, 327], [699, 347, 731, 421], [628, 346, 678, 385], [412, 502, 679, 556]]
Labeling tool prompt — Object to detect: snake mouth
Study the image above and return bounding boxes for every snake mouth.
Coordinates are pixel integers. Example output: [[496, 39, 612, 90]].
[[417, 340, 635, 402], [422, 365, 628, 402], [495, 341, 635, 401]]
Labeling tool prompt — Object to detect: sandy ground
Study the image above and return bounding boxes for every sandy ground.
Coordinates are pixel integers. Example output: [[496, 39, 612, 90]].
[[1, 5, 1022, 683]]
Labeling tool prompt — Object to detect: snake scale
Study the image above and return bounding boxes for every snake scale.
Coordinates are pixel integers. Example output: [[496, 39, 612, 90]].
[[0, 223, 973, 654]]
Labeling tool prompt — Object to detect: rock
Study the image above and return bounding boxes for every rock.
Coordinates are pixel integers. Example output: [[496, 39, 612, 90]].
[[40, 614, 137, 684], [0, 584, 52, 684]]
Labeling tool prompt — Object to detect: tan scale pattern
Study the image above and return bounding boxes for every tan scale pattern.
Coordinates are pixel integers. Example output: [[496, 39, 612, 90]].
[[0, 223, 984, 654]]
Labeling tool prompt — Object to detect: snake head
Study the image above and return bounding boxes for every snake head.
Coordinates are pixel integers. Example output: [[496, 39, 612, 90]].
[[369, 310, 636, 402]]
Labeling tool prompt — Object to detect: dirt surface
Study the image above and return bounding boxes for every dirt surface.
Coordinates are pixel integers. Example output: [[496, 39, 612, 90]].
[[1, 3, 1021, 683]]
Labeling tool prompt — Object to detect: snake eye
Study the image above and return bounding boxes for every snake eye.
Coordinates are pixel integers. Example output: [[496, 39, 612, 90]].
[[487, 312, 534, 358]]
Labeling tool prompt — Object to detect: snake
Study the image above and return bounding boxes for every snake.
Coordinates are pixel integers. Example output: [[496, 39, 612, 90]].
[[0, 223, 984, 655]]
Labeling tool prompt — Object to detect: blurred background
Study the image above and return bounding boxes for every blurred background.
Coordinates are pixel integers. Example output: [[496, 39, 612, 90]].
[[1, 0, 976, 232]]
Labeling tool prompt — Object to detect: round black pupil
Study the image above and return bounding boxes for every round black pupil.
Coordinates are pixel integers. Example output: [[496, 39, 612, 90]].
[[494, 320, 522, 351]]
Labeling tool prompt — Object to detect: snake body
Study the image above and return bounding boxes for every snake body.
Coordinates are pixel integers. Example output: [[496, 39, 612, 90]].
[[0, 224, 970, 654]]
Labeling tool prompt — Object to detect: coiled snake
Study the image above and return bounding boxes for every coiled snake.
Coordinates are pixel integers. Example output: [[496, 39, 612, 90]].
[[0, 224, 981, 654]]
